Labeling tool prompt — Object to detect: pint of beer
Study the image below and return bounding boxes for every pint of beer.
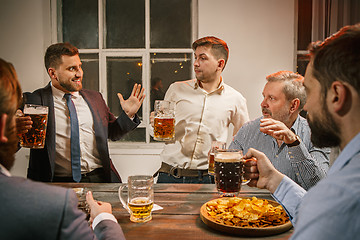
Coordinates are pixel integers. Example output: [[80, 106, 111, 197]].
[[214, 150, 249, 197], [119, 175, 154, 223], [153, 100, 175, 141], [19, 104, 48, 149]]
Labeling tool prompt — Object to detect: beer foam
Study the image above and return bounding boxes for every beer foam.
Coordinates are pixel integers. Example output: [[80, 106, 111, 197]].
[[215, 152, 242, 162], [24, 106, 48, 115]]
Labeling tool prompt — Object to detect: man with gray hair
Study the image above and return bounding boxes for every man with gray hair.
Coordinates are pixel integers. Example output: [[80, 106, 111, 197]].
[[229, 71, 329, 190]]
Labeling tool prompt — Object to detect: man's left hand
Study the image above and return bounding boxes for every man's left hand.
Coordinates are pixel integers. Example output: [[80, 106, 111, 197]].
[[117, 83, 145, 119], [259, 118, 297, 144]]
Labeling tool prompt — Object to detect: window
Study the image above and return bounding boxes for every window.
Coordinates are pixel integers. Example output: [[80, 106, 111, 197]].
[[296, 0, 360, 76], [55, 0, 197, 143]]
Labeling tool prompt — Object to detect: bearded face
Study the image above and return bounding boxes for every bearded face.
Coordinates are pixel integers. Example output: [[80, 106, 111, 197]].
[[307, 99, 341, 148]]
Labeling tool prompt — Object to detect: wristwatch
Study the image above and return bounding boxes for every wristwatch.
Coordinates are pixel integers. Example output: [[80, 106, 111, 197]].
[[286, 135, 301, 147]]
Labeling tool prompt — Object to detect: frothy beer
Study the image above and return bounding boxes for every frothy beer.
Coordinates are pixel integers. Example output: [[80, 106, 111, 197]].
[[128, 197, 153, 223], [153, 100, 175, 141], [154, 117, 175, 141], [214, 152, 243, 196], [20, 104, 48, 149]]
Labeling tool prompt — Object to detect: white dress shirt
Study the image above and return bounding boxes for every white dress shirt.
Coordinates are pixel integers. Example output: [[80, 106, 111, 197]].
[[51, 84, 102, 176], [160, 78, 249, 170]]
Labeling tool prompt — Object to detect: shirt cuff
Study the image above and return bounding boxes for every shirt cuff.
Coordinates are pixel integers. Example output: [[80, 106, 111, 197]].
[[272, 176, 306, 224], [92, 212, 118, 230]]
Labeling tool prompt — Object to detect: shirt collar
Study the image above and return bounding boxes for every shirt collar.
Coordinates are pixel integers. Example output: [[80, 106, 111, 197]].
[[193, 77, 225, 94], [289, 115, 301, 134], [328, 132, 360, 175], [50, 82, 80, 100], [0, 163, 11, 177]]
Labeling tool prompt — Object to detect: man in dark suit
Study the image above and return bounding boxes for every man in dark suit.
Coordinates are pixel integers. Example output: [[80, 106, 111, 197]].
[[0, 58, 126, 239], [16, 42, 145, 183]]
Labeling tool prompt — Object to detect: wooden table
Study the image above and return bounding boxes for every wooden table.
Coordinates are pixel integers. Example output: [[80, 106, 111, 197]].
[[52, 183, 293, 240]]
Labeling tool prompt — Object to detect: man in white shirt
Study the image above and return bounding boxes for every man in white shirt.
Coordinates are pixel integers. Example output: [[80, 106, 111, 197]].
[[151, 36, 249, 183], [0, 58, 125, 239], [243, 24, 360, 239], [17, 42, 145, 183]]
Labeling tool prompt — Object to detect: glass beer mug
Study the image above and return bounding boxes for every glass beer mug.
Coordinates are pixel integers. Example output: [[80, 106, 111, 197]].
[[153, 100, 175, 141], [214, 149, 250, 197], [119, 175, 154, 223], [19, 104, 49, 149]]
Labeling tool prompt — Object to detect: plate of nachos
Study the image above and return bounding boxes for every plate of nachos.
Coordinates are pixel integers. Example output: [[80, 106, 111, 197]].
[[200, 197, 292, 236]]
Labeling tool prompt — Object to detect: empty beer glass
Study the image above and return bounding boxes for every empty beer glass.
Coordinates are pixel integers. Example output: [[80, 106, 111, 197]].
[[153, 100, 175, 141], [19, 104, 48, 149]]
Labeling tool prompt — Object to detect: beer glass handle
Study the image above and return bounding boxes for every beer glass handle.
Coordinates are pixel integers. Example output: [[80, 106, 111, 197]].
[[118, 185, 130, 213], [241, 178, 251, 185]]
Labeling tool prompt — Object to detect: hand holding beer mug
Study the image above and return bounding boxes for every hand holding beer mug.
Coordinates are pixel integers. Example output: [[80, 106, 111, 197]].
[[208, 141, 226, 175], [153, 100, 175, 141], [214, 149, 250, 197], [19, 104, 48, 149], [119, 175, 154, 223]]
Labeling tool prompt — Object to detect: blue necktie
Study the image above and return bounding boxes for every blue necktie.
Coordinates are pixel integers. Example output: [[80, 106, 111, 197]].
[[64, 93, 81, 182]]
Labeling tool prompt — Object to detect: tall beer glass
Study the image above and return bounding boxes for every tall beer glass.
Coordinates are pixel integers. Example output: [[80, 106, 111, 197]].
[[19, 104, 48, 149], [214, 149, 249, 197], [119, 175, 154, 223], [153, 100, 175, 141]]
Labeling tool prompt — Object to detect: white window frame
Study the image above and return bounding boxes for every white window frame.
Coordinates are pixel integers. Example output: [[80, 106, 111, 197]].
[[51, 0, 198, 146]]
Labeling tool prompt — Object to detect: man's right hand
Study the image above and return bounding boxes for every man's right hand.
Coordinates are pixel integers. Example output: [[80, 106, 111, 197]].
[[86, 191, 112, 224], [15, 110, 32, 135], [243, 148, 284, 194]]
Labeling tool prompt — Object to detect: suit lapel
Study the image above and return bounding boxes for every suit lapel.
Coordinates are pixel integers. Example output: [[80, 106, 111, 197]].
[[42, 83, 56, 174]]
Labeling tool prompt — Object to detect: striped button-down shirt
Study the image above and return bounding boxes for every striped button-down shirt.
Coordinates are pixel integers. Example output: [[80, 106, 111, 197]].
[[229, 115, 330, 190]]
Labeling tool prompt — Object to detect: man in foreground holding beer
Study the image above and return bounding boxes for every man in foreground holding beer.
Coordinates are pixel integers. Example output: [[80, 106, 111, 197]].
[[229, 71, 329, 190], [0, 58, 125, 239], [244, 24, 360, 239], [152, 36, 250, 183], [16, 42, 145, 183]]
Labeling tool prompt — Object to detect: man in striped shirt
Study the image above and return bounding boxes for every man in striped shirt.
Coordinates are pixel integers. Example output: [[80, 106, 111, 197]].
[[229, 71, 329, 190]]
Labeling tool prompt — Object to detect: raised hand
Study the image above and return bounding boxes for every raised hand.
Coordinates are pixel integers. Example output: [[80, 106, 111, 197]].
[[117, 83, 145, 119], [259, 118, 297, 144]]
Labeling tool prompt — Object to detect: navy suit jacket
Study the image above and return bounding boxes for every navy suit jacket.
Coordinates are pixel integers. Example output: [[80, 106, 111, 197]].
[[23, 83, 140, 182], [0, 172, 126, 240]]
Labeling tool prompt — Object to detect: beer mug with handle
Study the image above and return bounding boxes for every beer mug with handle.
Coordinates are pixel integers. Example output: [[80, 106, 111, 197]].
[[214, 149, 250, 197], [153, 100, 175, 141], [119, 175, 154, 223], [19, 104, 48, 149]]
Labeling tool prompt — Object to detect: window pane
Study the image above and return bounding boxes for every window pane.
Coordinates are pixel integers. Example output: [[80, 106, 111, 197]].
[[150, 0, 192, 48], [62, 0, 98, 49], [296, 53, 309, 77], [107, 57, 143, 118], [116, 128, 146, 142], [106, 0, 145, 48], [80, 53, 99, 91], [150, 53, 192, 111], [297, 0, 312, 50]]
